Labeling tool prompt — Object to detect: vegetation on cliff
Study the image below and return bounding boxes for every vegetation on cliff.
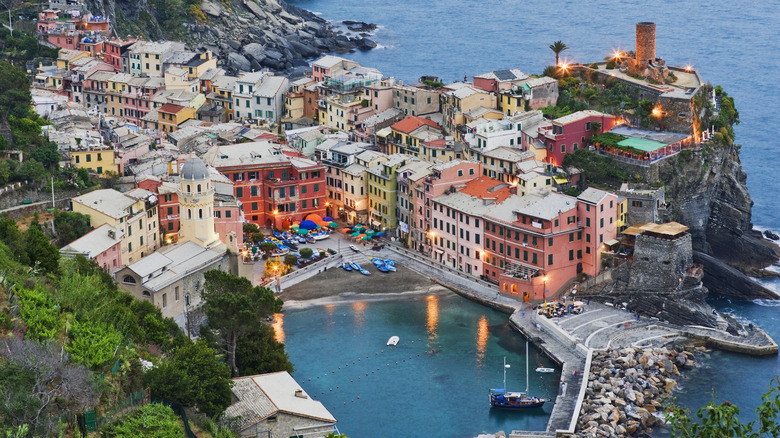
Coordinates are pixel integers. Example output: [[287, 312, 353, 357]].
[[0, 216, 292, 436]]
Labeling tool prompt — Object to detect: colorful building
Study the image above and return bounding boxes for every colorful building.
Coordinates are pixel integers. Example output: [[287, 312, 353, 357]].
[[538, 110, 618, 166], [157, 103, 197, 133], [366, 154, 411, 230], [60, 223, 123, 273], [202, 142, 327, 229]]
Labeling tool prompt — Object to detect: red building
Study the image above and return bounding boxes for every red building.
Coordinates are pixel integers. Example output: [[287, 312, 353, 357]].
[[104, 38, 137, 72], [538, 110, 618, 166], [482, 188, 617, 301], [203, 142, 327, 229]]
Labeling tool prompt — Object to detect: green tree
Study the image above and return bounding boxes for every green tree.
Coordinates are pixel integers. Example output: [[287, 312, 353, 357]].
[[259, 241, 276, 254], [0, 61, 32, 119], [234, 324, 293, 376], [144, 340, 233, 417], [0, 216, 30, 265], [65, 320, 122, 369], [549, 40, 569, 66], [24, 220, 59, 274], [102, 403, 185, 437], [31, 142, 60, 170], [299, 247, 313, 259], [16, 158, 47, 184], [54, 210, 93, 246], [284, 253, 298, 266], [201, 270, 282, 376], [251, 231, 265, 244], [243, 223, 259, 235], [665, 378, 780, 437]]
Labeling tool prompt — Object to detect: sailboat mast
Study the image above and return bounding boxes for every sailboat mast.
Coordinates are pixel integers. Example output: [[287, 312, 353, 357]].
[[503, 356, 507, 389], [526, 339, 530, 394]]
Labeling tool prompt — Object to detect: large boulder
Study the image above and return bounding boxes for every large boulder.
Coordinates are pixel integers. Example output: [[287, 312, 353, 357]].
[[242, 43, 265, 62], [228, 52, 251, 72]]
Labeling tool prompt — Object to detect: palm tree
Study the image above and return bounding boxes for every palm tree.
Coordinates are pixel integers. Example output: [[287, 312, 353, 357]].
[[549, 41, 570, 66]]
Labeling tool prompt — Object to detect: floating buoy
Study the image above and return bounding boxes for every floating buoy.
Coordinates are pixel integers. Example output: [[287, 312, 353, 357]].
[[372, 371, 374, 374], [332, 371, 335, 373], [308, 378, 311, 381], [330, 388, 333, 391], [350, 379, 353, 382], [357, 396, 360, 399], [409, 356, 412, 359], [336, 386, 339, 388], [395, 362, 398, 364], [365, 373, 368, 376], [353, 361, 355, 364], [344, 402, 347, 405]]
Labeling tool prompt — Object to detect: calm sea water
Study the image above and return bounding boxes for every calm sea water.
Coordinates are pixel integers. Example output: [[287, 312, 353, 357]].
[[286, 0, 780, 431], [278, 294, 559, 437]]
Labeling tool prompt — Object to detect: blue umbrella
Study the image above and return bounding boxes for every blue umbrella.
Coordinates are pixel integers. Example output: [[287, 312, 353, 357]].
[[323, 216, 334, 222], [376, 232, 386, 237], [299, 220, 318, 230]]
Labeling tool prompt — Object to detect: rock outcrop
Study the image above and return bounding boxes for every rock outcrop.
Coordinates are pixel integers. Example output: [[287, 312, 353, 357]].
[[84, 0, 375, 74], [575, 346, 698, 438]]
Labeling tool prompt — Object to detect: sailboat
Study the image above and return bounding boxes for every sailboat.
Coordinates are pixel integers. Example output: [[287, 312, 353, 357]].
[[489, 340, 550, 409]]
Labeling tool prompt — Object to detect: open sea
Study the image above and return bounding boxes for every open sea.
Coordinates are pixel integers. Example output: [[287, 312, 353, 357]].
[[283, 0, 780, 434]]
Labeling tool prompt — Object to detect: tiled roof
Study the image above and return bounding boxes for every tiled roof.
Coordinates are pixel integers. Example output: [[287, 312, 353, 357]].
[[458, 177, 512, 202], [553, 110, 610, 125], [158, 103, 185, 114], [391, 115, 441, 134]]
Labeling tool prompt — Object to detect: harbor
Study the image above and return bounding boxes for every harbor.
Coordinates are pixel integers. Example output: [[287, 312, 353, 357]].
[[279, 239, 778, 437]]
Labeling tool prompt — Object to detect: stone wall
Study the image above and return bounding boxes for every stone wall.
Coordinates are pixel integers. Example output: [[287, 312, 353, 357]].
[[238, 412, 335, 437], [627, 233, 692, 293]]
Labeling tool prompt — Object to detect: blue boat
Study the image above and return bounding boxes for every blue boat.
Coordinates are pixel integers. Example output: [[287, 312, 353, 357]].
[[342, 263, 353, 272], [490, 342, 549, 409], [376, 264, 389, 273], [296, 236, 306, 243], [273, 231, 283, 239], [383, 259, 397, 272], [349, 261, 361, 271]]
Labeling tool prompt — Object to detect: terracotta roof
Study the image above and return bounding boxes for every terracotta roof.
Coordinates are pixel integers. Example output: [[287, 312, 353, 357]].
[[459, 177, 512, 202], [391, 115, 441, 134], [158, 103, 185, 114]]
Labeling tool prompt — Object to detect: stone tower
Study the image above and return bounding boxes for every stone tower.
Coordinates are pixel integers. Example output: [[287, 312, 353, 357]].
[[635, 22, 656, 64], [178, 157, 221, 249]]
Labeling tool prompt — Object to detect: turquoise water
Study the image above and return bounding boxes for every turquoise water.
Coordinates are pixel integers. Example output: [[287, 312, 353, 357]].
[[278, 294, 560, 437]]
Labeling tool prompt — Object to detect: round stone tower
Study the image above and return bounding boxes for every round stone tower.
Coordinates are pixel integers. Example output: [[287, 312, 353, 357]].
[[635, 22, 656, 64], [178, 157, 220, 249]]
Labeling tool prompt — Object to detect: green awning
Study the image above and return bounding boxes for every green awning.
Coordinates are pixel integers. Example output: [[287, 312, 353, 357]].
[[617, 137, 667, 153]]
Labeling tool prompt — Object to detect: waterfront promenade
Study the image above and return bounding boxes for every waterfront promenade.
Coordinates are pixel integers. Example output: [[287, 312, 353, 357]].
[[274, 236, 777, 437]]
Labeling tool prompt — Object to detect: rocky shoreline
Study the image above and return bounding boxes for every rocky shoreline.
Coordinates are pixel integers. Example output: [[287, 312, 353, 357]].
[[576, 345, 698, 437]]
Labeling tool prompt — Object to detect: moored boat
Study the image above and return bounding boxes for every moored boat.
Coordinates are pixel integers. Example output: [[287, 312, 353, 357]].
[[489, 342, 550, 409], [535, 367, 555, 373], [342, 263, 353, 271], [387, 336, 399, 346]]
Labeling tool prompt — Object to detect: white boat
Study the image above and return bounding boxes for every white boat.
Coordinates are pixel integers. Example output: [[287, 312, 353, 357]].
[[387, 336, 399, 346], [350, 244, 359, 252], [535, 367, 555, 373]]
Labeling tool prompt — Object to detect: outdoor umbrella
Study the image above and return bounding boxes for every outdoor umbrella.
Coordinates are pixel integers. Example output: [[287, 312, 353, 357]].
[[366, 229, 375, 234], [376, 232, 386, 237], [323, 216, 334, 222], [297, 229, 309, 235], [354, 224, 365, 230], [362, 235, 371, 240], [352, 232, 361, 237], [329, 221, 338, 228], [342, 228, 352, 233], [299, 220, 318, 230]]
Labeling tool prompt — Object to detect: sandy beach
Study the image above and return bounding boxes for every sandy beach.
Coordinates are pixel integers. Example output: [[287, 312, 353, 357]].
[[280, 264, 450, 309]]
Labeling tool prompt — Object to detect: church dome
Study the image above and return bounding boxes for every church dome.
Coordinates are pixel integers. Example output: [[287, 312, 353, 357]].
[[181, 157, 208, 180]]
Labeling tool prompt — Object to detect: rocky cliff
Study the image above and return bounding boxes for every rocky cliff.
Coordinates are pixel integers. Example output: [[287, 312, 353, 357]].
[[84, 0, 375, 74]]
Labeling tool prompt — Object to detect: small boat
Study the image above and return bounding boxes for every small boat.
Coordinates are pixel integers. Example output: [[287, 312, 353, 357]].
[[382, 259, 396, 272], [376, 264, 389, 273], [349, 244, 359, 252], [305, 236, 315, 244], [387, 336, 399, 346], [296, 236, 306, 243], [489, 341, 549, 409], [349, 261, 361, 271], [272, 231, 283, 239], [312, 232, 330, 240], [342, 263, 353, 272], [535, 367, 555, 373], [359, 268, 371, 276]]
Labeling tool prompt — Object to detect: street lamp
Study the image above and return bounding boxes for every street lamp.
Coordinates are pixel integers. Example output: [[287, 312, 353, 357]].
[[543, 275, 548, 300]]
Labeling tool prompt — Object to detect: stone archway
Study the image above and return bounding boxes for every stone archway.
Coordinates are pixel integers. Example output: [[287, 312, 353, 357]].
[[511, 284, 518, 295]]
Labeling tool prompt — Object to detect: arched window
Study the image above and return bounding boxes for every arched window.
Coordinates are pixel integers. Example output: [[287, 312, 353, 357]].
[[199, 209, 203, 219], [187, 184, 191, 193], [187, 209, 192, 219], [142, 291, 151, 297], [122, 275, 136, 284], [197, 184, 202, 193]]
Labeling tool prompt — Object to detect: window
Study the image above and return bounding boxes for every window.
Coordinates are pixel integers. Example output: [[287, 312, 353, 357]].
[[236, 187, 243, 198], [302, 185, 307, 194], [122, 275, 136, 284], [548, 237, 553, 246], [162, 293, 167, 308], [314, 183, 319, 192], [251, 186, 258, 196], [548, 254, 553, 265], [569, 250, 574, 261], [226, 210, 231, 218]]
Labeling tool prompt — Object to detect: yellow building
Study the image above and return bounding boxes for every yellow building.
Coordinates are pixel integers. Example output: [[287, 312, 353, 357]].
[[185, 51, 218, 80], [207, 74, 237, 121], [284, 77, 314, 121], [366, 154, 412, 230], [72, 188, 161, 266], [128, 41, 185, 77], [70, 147, 120, 177], [158, 103, 197, 133], [497, 92, 525, 116], [441, 83, 496, 135], [616, 198, 628, 232], [56, 49, 89, 70], [105, 73, 133, 117]]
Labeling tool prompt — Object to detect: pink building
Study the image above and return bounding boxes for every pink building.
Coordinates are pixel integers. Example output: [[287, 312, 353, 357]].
[[538, 110, 618, 166], [60, 223, 123, 272], [430, 177, 511, 277], [482, 188, 617, 301], [413, 161, 484, 253]]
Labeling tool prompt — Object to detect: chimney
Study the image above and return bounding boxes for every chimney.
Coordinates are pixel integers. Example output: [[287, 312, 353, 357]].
[[294, 389, 308, 399]]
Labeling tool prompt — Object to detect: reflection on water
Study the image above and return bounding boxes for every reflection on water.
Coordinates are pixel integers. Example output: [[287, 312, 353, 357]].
[[323, 304, 336, 327], [271, 312, 285, 344], [476, 314, 488, 367], [352, 301, 366, 326], [426, 295, 439, 343]]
